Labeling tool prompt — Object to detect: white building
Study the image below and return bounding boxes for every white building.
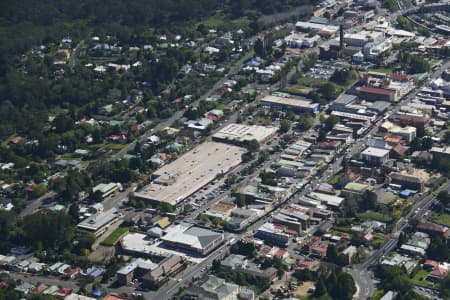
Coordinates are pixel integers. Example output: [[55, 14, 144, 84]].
[[360, 147, 390, 165]]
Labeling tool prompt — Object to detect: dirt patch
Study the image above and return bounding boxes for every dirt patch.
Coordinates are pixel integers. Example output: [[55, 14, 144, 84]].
[[293, 281, 315, 297], [89, 245, 115, 263], [376, 188, 397, 204]]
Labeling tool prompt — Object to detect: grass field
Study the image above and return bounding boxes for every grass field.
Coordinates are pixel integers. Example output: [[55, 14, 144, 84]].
[[296, 76, 328, 87], [369, 67, 393, 74], [410, 269, 436, 288], [88, 143, 127, 153], [357, 211, 393, 223], [430, 212, 450, 227], [102, 227, 129, 246], [328, 174, 340, 185]]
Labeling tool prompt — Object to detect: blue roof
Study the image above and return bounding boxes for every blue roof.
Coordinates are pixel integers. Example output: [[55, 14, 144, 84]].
[[91, 290, 103, 297], [88, 268, 105, 278], [399, 190, 411, 197]]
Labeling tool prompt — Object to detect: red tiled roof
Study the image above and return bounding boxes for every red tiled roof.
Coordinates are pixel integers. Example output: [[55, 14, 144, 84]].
[[341, 233, 351, 239], [392, 144, 408, 155], [357, 86, 395, 95], [424, 260, 439, 268], [54, 287, 72, 296], [274, 249, 288, 258], [297, 259, 318, 270], [205, 115, 218, 122], [430, 267, 448, 278], [259, 245, 272, 255], [391, 73, 411, 81], [32, 284, 48, 294]]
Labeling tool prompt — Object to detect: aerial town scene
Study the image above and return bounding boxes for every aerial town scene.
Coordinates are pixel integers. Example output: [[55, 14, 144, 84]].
[[0, 0, 450, 300]]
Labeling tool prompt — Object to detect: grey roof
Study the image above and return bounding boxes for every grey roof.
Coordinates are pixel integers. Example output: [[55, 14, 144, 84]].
[[309, 16, 330, 24], [77, 208, 119, 231], [334, 94, 358, 105], [367, 138, 392, 150], [188, 275, 241, 300], [369, 101, 391, 113], [184, 226, 223, 248], [221, 254, 246, 270]]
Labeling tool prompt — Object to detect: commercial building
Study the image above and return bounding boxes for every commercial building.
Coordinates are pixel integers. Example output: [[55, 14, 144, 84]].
[[389, 172, 425, 192], [221, 254, 277, 281], [284, 33, 321, 48], [212, 123, 277, 146], [185, 275, 254, 300], [221, 254, 247, 270], [295, 21, 339, 34], [356, 86, 399, 102], [142, 254, 184, 286], [205, 199, 237, 221], [431, 146, 450, 159], [344, 31, 384, 47], [360, 147, 390, 166], [92, 183, 118, 199], [77, 208, 122, 237], [330, 110, 376, 123], [273, 210, 309, 233], [260, 95, 320, 114], [393, 114, 429, 136], [342, 182, 372, 197], [307, 192, 344, 209], [161, 222, 224, 256], [135, 142, 246, 206], [380, 121, 417, 143], [254, 223, 291, 247], [116, 258, 157, 285]]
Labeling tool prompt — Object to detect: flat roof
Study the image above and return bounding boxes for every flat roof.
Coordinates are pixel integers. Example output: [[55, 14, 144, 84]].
[[93, 183, 117, 194], [295, 21, 339, 31], [121, 232, 154, 255], [344, 182, 371, 192], [361, 147, 390, 158], [77, 208, 119, 231], [307, 192, 344, 207], [212, 123, 278, 144], [358, 86, 396, 95], [261, 95, 318, 109], [135, 142, 246, 205]]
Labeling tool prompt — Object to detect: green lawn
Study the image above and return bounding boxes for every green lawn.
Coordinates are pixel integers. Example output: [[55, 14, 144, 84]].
[[410, 269, 437, 288], [328, 174, 340, 185], [88, 143, 127, 153], [369, 67, 393, 74], [357, 211, 393, 223], [283, 86, 313, 96], [296, 76, 328, 87], [332, 225, 351, 233], [58, 153, 81, 161], [102, 227, 129, 246], [430, 212, 450, 227], [198, 15, 250, 31]]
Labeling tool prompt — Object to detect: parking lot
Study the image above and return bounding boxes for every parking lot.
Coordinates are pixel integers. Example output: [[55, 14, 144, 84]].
[[305, 62, 336, 80]]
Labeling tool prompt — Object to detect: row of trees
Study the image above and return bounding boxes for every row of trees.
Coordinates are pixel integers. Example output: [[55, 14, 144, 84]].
[[314, 269, 356, 300]]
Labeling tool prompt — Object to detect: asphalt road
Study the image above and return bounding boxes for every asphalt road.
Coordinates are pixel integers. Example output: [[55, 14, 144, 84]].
[[19, 191, 57, 217]]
